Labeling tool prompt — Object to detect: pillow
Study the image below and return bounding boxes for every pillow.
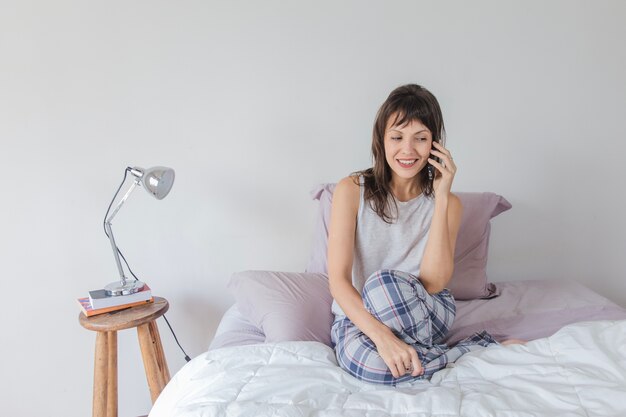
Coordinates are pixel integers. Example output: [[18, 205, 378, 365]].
[[449, 192, 509, 299], [306, 183, 336, 275], [306, 184, 511, 300], [227, 270, 333, 346]]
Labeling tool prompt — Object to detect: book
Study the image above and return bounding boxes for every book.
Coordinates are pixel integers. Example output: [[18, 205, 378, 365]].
[[77, 296, 154, 317], [88, 283, 152, 309]]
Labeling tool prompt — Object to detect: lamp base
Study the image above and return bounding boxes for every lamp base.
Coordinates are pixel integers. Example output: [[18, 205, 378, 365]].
[[104, 280, 145, 296]]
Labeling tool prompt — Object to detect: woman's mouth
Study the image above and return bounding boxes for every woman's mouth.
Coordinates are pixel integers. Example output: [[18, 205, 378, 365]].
[[397, 159, 418, 168]]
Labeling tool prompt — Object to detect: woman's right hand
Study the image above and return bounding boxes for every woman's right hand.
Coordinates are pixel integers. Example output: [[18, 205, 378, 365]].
[[373, 328, 424, 378]]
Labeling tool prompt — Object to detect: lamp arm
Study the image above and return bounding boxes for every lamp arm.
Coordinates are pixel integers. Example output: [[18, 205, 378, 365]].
[[106, 179, 141, 224], [105, 221, 127, 284], [105, 179, 141, 285]]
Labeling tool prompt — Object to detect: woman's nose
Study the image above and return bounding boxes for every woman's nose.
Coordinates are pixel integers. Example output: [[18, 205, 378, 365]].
[[401, 141, 414, 154]]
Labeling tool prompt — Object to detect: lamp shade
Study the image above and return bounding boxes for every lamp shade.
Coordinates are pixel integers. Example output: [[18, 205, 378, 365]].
[[140, 166, 175, 199]]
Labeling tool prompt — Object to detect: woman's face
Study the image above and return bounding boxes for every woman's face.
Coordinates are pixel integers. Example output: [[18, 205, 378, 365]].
[[384, 116, 433, 182]]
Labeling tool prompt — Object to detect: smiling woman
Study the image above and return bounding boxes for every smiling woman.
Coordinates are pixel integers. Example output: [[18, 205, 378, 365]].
[[385, 119, 433, 188], [327, 84, 523, 385], [357, 84, 448, 223]]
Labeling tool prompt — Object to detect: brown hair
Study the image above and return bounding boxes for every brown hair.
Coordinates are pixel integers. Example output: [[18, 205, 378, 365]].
[[353, 84, 446, 223]]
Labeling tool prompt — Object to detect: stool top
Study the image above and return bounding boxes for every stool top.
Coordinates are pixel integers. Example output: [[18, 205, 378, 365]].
[[79, 296, 169, 332]]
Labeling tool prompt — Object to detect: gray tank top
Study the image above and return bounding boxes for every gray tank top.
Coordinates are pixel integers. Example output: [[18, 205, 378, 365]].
[[331, 175, 436, 317]]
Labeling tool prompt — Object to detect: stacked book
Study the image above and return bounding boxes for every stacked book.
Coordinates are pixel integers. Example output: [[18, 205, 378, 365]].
[[77, 284, 153, 317]]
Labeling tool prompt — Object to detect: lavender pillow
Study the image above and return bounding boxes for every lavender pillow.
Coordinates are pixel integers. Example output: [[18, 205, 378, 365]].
[[227, 271, 333, 345], [449, 192, 509, 299], [306, 185, 510, 300]]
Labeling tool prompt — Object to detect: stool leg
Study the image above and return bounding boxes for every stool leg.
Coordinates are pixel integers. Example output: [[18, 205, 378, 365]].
[[137, 322, 167, 403], [106, 331, 118, 417], [93, 331, 109, 417], [149, 320, 171, 385]]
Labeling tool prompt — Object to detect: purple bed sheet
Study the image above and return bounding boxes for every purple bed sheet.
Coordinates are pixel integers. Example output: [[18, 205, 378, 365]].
[[209, 279, 626, 350], [445, 279, 626, 344]]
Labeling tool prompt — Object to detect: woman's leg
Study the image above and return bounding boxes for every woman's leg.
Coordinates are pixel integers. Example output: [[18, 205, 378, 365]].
[[361, 269, 455, 346], [334, 270, 498, 385], [335, 269, 448, 384]]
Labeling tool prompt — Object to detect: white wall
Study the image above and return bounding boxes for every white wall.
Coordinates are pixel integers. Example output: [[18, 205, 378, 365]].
[[1, 1, 625, 415]]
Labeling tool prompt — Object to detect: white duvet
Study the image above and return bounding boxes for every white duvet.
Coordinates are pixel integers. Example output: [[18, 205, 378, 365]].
[[150, 320, 626, 417]]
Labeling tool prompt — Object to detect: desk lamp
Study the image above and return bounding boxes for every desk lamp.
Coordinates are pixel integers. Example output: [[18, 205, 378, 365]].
[[103, 166, 175, 296]]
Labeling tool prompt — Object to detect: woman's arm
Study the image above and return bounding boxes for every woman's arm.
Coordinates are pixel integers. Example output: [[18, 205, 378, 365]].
[[328, 177, 388, 342], [419, 191, 463, 294], [328, 176, 423, 378], [419, 140, 462, 294]]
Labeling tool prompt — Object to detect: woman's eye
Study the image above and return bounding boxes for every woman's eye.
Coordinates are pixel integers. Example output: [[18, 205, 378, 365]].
[[391, 137, 402, 141], [418, 137, 427, 141]]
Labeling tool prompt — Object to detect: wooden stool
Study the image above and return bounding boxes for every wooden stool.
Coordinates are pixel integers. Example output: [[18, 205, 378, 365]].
[[79, 296, 171, 417]]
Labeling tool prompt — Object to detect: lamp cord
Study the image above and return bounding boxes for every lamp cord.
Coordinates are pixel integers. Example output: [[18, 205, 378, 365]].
[[162, 315, 192, 362], [102, 167, 191, 363]]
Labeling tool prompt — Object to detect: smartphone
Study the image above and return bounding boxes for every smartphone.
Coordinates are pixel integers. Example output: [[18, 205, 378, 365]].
[[427, 140, 441, 180]]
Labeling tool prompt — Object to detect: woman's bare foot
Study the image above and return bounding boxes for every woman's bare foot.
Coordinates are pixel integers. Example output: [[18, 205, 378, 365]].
[[501, 338, 527, 346]]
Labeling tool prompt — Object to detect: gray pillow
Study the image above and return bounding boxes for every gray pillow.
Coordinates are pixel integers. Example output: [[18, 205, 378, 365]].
[[228, 271, 333, 345], [450, 192, 509, 299]]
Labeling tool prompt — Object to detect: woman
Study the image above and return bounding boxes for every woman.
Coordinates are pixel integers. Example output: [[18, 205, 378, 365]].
[[328, 84, 524, 385]]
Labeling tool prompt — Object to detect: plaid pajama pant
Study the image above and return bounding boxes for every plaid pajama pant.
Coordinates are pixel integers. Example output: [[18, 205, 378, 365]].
[[332, 269, 499, 385]]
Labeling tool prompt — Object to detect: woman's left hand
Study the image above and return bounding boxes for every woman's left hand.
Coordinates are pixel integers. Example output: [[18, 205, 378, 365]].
[[428, 141, 457, 197]]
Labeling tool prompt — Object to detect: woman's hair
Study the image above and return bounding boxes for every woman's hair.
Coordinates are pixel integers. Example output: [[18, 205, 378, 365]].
[[353, 84, 446, 224]]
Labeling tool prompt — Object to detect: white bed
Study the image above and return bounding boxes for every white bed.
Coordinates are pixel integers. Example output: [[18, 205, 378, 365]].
[[148, 278, 626, 417], [150, 318, 626, 416], [149, 188, 626, 416]]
